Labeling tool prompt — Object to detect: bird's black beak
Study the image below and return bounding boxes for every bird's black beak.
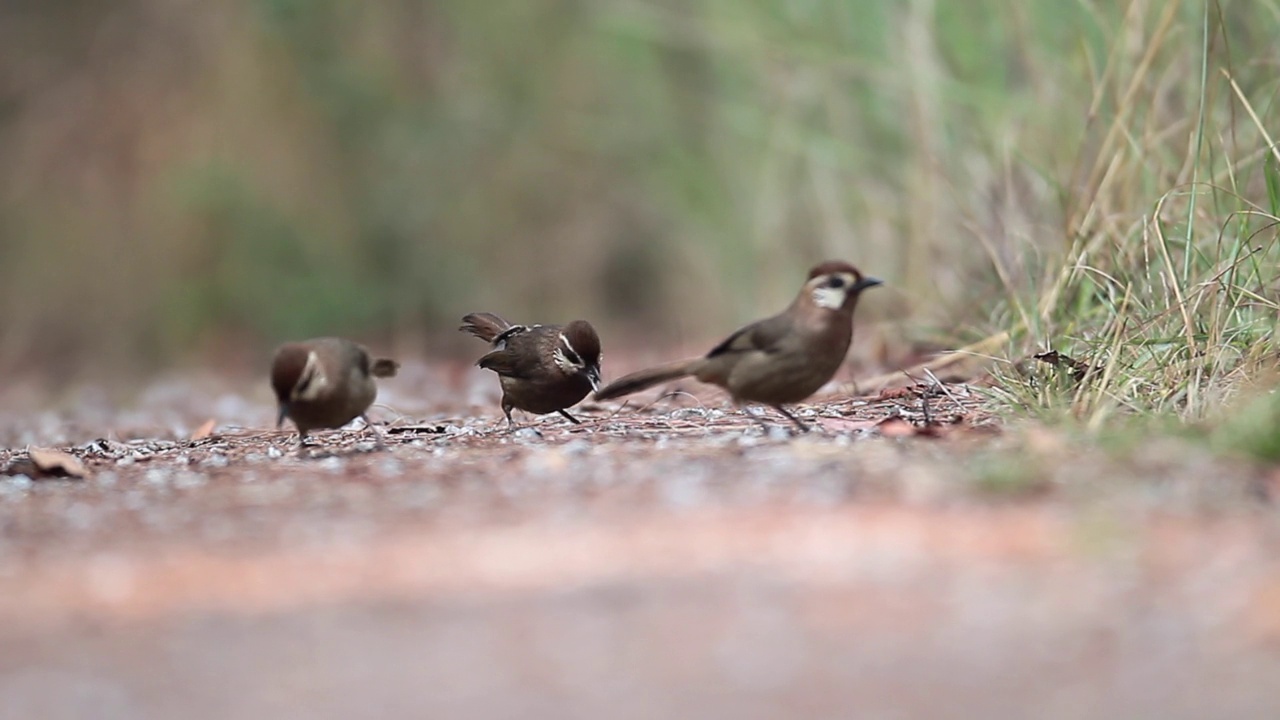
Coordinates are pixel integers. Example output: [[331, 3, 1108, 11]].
[[855, 276, 883, 292], [587, 365, 602, 393]]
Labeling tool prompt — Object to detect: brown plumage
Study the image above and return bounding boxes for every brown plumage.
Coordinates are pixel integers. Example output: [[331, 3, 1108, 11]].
[[460, 312, 602, 427], [594, 260, 881, 431], [270, 337, 399, 446]]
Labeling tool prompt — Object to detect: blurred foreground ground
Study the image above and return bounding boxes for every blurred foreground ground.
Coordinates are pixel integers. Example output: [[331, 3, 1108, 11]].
[[2, 360, 1279, 719]]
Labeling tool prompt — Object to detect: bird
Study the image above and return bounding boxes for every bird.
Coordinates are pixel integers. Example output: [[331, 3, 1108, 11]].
[[270, 337, 399, 449], [460, 312, 602, 427], [593, 260, 881, 431]]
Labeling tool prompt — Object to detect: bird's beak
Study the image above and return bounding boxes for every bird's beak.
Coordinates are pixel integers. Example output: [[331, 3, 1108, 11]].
[[855, 276, 884, 292], [276, 403, 288, 429], [587, 366, 602, 393]]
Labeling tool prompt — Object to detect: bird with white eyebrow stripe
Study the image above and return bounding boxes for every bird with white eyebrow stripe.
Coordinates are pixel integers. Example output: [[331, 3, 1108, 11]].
[[270, 337, 399, 451], [459, 312, 603, 428], [593, 260, 881, 432]]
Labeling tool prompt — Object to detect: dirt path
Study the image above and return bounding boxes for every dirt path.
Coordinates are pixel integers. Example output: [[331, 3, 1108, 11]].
[[2, 369, 1279, 718]]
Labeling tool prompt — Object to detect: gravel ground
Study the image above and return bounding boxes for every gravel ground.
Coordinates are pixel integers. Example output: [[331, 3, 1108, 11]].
[[2, 361, 1279, 719]]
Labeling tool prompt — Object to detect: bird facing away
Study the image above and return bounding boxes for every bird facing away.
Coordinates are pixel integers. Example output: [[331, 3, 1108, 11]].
[[593, 260, 881, 431], [460, 312, 602, 427], [271, 337, 399, 448]]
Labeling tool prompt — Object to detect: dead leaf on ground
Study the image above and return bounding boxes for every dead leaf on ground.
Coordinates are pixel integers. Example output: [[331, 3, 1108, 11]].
[[190, 418, 218, 442], [876, 416, 946, 439], [8, 447, 91, 479], [876, 416, 918, 438], [873, 383, 950, 402]]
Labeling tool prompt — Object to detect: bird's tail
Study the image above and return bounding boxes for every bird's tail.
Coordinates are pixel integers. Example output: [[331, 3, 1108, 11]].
[[459, 312, 512, 343], [371, 358, 399, 378], [594, 358, 703, 401]]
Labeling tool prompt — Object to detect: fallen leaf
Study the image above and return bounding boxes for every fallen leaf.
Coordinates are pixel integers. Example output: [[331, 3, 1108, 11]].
[[190, 418, 218, 442], [25, 447, 89, 479], [875, 386, 919, 401], [872, 383, 952, 403], [876, 416, 919, 438], [875, 416, 947, 439]]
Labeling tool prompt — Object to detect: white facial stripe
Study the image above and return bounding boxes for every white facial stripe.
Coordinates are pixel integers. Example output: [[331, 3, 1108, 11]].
[[292, 351, 329, 401], [811, 272, 855, 310], [554, 333, 582, 373], [560, 334, 580, 359]]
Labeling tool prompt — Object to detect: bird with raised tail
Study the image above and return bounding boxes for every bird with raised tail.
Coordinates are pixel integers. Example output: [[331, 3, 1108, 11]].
[[460, 312, 602, 427], [593, 260, 881, 431], [270, 337, 399, 449]]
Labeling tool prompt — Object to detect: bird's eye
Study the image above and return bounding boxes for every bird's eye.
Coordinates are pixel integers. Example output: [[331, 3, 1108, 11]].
[[563, 348, 582, 366], [825, 276, 846, 289]]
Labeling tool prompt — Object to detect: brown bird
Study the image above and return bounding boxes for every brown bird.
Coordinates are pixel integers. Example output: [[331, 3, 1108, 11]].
[[593, 260, 881, 431], [270, 337, 399, 448], [460, 312, 602, 427]]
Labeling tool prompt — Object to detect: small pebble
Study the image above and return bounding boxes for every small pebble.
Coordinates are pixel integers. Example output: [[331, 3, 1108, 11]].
[[514, 427, 543, 442], [766, 426, 791, 442], [202, 454, 229, 468]]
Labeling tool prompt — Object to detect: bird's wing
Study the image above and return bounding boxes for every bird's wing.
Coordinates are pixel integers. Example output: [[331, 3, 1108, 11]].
[[476, 328, 546, 379], [705, 313, 790, 358]]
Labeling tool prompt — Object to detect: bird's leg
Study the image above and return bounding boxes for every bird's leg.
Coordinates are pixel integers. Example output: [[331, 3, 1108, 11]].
[[557, 410, 582, 424], [739, 405, 772, 434], [770, 404, 810, 433], [360, 414, 386, 450], [502, 402, 517, 431], [295, 430, 313, 458]]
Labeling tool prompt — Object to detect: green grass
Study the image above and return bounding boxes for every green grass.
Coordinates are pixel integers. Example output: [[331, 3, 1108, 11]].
[[980, 1, 1280, 450]]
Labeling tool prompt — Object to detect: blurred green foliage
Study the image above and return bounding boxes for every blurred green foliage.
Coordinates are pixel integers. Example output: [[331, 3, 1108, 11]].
[[0, 0, 1276, 377]]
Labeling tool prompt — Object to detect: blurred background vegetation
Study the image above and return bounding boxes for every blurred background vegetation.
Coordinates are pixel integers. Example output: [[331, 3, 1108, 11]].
[[0, 0, 1276, 396]]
